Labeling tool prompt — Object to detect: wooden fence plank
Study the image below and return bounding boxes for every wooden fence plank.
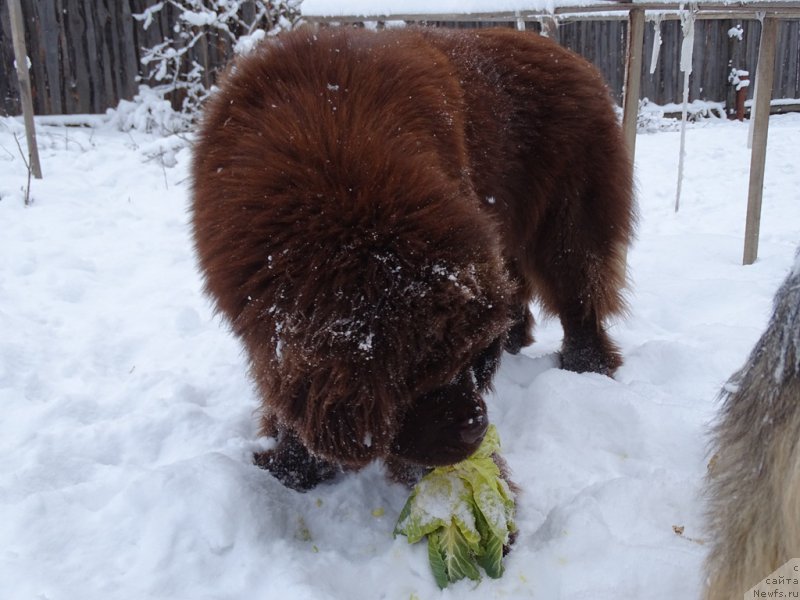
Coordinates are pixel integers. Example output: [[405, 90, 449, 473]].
[[39, 0, 62, 114], [0, 4, 18, 115], [82, 0, 103, 112], [64, 0, 89, 112]]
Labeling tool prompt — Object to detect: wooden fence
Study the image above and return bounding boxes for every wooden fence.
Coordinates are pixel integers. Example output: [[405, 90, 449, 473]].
[[1, 0, 799, 116], [0, 0, 240, 116], [555, 18, 799, 107], [431, 17, 800, 108]]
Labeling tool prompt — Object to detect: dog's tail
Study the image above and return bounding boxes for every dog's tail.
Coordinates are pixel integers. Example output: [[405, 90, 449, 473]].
[[705, 249, 800, 599]]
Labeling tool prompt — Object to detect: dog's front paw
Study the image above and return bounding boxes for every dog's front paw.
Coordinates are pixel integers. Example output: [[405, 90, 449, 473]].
[[254, 432, 338, 492]]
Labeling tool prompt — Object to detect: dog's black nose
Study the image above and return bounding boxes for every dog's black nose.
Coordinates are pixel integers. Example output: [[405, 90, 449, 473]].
[[459, 413, 488, 446]]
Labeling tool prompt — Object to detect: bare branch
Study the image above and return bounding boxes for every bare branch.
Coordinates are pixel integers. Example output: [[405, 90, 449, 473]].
[[12, 132, 33, 206]]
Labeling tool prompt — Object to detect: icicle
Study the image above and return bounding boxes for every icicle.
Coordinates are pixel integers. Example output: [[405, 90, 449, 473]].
[[649, 14, 664, 75], [539, 15, 557, 38], [675, 3, 697, 213]]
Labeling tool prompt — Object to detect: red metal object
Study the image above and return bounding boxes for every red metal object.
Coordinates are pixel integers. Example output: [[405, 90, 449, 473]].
[[736, 72, 750, 121]]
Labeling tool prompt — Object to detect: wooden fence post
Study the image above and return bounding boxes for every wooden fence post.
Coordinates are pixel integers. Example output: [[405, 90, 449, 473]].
[[743, 16, 778, 266], [7, 0, 42, 179], [622, 8, 645, 163], [621, 8, 644, 270]]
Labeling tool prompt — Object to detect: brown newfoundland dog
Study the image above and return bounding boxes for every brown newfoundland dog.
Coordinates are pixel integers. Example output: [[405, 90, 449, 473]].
[[191, 26, 635, 490]]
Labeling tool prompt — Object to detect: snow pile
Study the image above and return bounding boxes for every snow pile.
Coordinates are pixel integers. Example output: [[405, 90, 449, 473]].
[[1, 113, 799, 599], [638, 98, 726, 132], [105, 85, 191, 134]]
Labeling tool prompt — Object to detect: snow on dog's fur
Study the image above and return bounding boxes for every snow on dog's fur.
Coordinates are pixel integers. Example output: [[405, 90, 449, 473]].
[[191, 27, 635, 491], [704, 251, 800, 598]]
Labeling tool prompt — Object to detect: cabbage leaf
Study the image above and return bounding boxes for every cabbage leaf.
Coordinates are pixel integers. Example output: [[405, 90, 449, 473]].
[[394, 425, 516, 588]]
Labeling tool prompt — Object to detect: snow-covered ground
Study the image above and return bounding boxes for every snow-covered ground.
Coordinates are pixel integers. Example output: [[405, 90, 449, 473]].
[[1, 112, 798, 599]]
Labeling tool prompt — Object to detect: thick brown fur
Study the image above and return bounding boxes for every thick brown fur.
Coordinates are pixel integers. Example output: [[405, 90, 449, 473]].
[[704, 252, 800, 599], [191, 27, 635, 490]]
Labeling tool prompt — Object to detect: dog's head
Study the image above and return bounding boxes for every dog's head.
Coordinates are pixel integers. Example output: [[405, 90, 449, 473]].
[[254, 181, 514, 469], [263, 243, 513, 469]]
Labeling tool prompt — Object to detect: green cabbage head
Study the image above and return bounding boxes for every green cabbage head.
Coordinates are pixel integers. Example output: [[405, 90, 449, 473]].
[[394, 425, 516, 588]]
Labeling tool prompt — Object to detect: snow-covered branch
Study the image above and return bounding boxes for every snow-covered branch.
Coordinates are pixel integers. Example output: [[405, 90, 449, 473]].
[[131, 0, 301, 132]]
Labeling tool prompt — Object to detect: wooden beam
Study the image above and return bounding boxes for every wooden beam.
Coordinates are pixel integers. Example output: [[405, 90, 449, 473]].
[[304, 4, 800, 24], [743, 17, 778, 266], [7, 0, 42, 179], [622, 8, 645, 163]]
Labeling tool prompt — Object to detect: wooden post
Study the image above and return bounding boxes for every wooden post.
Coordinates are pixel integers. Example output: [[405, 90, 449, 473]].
[[7, 0, 42, 179], [622, 8, 645, 163], [620, 8, 644, 271], [735, 72, 749, 121], [743, 16, 778, 266]]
